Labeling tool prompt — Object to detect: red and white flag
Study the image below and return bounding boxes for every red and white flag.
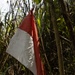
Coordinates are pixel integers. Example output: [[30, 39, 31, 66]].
[[6, 10, 45, 75]]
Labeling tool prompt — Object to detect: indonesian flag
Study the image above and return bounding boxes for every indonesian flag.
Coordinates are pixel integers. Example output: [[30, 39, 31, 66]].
[[6, 10, 45, 75]]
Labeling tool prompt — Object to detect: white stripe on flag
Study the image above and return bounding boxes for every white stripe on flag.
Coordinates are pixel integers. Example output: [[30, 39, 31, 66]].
[[6, 28, 37, 75]]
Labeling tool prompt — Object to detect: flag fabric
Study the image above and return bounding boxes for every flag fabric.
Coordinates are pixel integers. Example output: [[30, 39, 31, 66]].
[[6, 10, 45, 75]]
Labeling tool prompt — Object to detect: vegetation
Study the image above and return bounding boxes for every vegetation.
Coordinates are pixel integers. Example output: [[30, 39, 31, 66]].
[[0, 0, 75, 75]]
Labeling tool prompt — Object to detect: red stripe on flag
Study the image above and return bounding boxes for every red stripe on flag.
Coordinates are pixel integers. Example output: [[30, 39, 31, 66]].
[[19, 10, 45, 75]]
